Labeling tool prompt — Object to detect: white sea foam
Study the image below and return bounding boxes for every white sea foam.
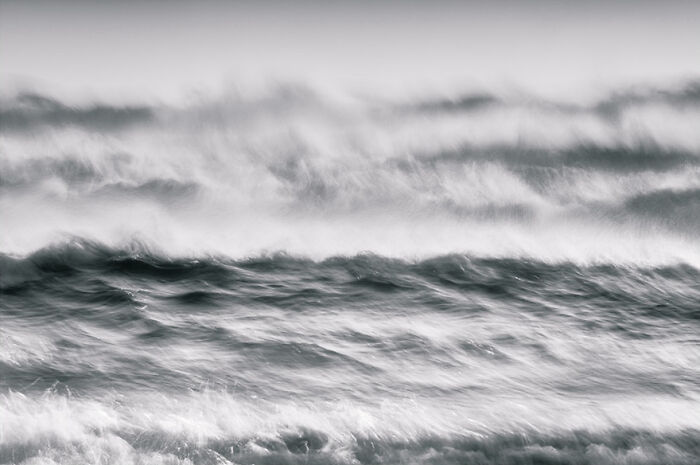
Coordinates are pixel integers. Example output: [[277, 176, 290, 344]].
[[2, 387, 700, 464], [2, 82, 700, 265]]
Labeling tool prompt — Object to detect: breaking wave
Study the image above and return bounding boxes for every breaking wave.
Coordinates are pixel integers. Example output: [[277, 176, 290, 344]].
[[2, 389, 700, 465], [2, 241, 700, 464], [2, 81, 700, 265]]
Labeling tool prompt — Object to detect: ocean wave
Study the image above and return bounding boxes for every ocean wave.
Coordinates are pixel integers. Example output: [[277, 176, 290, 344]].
[[2, 81, 700, 264], [1, 389, 700, 465], [6, 80, 699, 133], [3, 239, 700, 308], [4, 80, 700, 465], [409, 80, 700, 119], [0, 92, 153, 132], [3, 240, 699, 465]]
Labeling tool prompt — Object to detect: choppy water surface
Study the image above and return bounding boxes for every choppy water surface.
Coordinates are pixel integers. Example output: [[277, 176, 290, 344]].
[[1, 82, 700, 464]]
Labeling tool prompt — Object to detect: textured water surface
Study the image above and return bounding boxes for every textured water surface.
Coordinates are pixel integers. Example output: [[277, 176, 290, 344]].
[[2, 82, 700, 464]]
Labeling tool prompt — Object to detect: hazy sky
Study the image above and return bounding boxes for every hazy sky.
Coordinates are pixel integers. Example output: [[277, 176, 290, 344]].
[[1, 0, 699, 98]]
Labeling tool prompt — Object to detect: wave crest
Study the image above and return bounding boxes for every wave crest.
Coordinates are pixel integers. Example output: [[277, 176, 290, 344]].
[[2, 81, 700, 263]]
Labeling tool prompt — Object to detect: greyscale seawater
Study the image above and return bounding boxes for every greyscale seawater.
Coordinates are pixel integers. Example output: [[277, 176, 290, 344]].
[[1, 81, 700, 464]]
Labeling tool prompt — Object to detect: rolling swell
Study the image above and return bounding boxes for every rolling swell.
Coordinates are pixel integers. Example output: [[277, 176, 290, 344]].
[[2, 243, 700, 463], [2, 241, 700, 384]]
